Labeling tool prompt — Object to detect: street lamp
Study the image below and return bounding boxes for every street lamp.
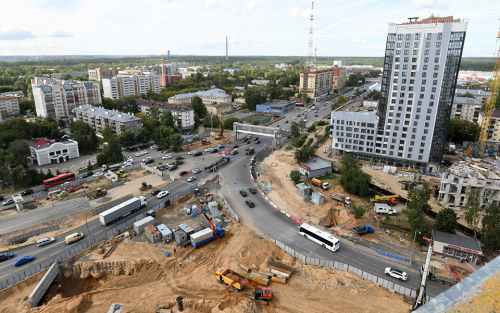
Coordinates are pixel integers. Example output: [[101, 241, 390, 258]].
[[410, 230, 421, 266]]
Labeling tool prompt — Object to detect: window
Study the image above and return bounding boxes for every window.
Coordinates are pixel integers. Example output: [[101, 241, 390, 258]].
[[391, 99, 396, 103], [435, 57, 440, 63], [408, 154, 412, 158], [425, 123, 429, 127], [416, 115, 420, 120], [420, 94, 424, 99], [455, 251, 467, 258], [396, 49, 401, 55], [395, 64, 400, 70], [422, 136, 426, 140], [402, 79, 407, 84], [413, 121, 418, 126], [421, 87, 425, 92], [404, 57, 409, 62], [400, 93, 405, 97], [406, 34, 411, 40], [410, 79, 415, 84], [423, 65, 428, 70], [437, 33, 442, 40], [413, 49, 418, 55], [394, 71, 399, 76], [424, 57, 429, 63], [436, 49, 441, 55], [420, 142, 425, 147], [426, 115, 431, 120], [432, 87, 436, 92], [412, 65, 417, 70], [393, 78, 398, 83], [429, 102, 434, 107], [395, 57, 400, 62], [401, 86, 406, 91], [393, 85, 398, 90], [434, 64, 439, 70], [433, 73, 438, 78], [411, 135, 416, 139], [410, 141, 415, 146], [411, 72, 416, 77], [424, 129, 428, 134], [405, 42, 410, 48], [397, 42, 402, 48], [424, 50, 429, 55], [412, 57, 417, 63], [426, 33, 432, 40], [433, 80, 438, 85], [398, 34, 403, 40], [409, 148, 413, 152], [404, 50, 409, 55], [402, 72, 407, 76], [418, 155, 423, 160], [436, 41, 441, 48], [427, 109, 432, 113], [415, 33, 420, 40], [414, 42, 419, 48], [403, 64, 408, 70]]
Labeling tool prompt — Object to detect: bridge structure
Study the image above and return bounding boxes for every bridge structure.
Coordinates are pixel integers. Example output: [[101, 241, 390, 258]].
[[232, 123, 290, 147]]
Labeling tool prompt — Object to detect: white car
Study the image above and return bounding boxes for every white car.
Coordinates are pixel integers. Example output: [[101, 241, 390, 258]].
[[150, 145, 158, 150], [93, 171, 103, 177], [162, 155, 171, 160], [134, 153, 140, 157], [187, 176, 196, 182], [143, 150, 148, 154], [384, 267, 408, 281], [188, 151, 197, 155], [142, 157, 152, 162], [205, 147, 213, 152], [192, 168, 202, 174], [157, 191, 169, 199], [292, 117, 296, 120]]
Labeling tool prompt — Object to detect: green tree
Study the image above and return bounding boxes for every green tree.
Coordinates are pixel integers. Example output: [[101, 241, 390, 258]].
[[0, 150, 25, 188], [122, 95, 139, 113], [170, 133, 183, 152], [70, 120, 98, 154], [307, 124, 316, 132], [223, 117, 242, 130], [290, 121, 300, 140], [462, 92, 476, 99], [18, 98, 35, 115], [154, 125, 174, 148], [298, 120, 306, 132], [339, 155, 372, 197], [480, 202, 500, 250], [191, 96, 207, 118], [251, 119, 260, 125], [8, 140, 30, 166], [149, 106, 161, 123], [351, 205, 366, 220], [160, 110, 175, 128], [97, 135, 123, 165], [101, 126, 114, 142], [120, 131, 136, 149], [290, 170, 301, 183], [373, 91, 380, 100], [332, 95, 349, 110], [136, 127, 151, 145], [434, 208, 459, 234], [463, 186, 484, 238], [202, 115, 220, 128], [294, 145, 315, 164], [244, 87, 264, 110], [447, 118, 481, 143], [404, 181, 431, 245]]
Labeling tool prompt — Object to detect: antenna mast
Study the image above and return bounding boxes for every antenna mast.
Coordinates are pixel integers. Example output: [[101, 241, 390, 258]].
[[226, 36, 228, 61], [305, 2, 314, 68]]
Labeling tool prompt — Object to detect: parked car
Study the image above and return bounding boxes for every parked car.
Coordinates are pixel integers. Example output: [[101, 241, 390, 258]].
[[175, 156, 184, 160], [245, 140, 251, 145], [20, 189, 33, 196], [245, 200, 255, 208], [205, 147, 213, 152], [231, 144, 239, 149], [156, 165, 165, 171], [187, 176, 196, 182], [211, 148, 218, 153], [0, 252, 14, 262], [3, 199, 14, 206], [193, 151, 202, 156], [36, 237, 56, 247], [249, 187, 257, 194], [231, 150, 238, 155], [253, 137, 259, 141], [0, 196, 3, 201], [157, 191, 169, 199], [13, 255, 34, 267], [142, 157, 152, 162], [93, 172, 103, 177], [150, 145, 158, 150], [239, 190, 248, 197], [179, 171, 189, 176], [162, 155, 171, 160], [169, 165, 178, 171], [188, 151, 196, 155], [163, 149, 171, 154], [192, 168, 202, 174], [384, 267, 408, 281], [246, 135, 252, 139], [145, 159, 154, 164], [151, 190, 161, 196], [255, 140, 260, 144]]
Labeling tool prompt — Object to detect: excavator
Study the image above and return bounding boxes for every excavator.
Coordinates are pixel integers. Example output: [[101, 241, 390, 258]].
[[215, 103, 223, 140], [370, 194, 399, 206], [227, 276, 272, 301]]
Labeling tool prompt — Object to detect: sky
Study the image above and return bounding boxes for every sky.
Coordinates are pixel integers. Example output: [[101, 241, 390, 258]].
[[0, 0, 498, 57]]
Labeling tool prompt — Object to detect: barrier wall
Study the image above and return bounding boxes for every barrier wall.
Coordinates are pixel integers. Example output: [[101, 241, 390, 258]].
[[7, 225, 61, 244], [28, 262, 61, 307], [217, 191, 239, 222], [91, 194, 134, 216]]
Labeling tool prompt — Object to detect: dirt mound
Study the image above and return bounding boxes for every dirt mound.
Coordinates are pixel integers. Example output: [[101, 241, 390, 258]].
[[319, 206, 350, 228]]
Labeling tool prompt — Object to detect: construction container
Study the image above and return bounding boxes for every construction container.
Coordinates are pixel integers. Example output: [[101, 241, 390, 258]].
[[239, 263, 251, 273], [178, 223, 195, 239], [191, 205, 202, 214], [190, 228, 213, 246], [208, 201, 222, 220], [133, 216, 155, 234], [271, 276, 287, 284], [172, 229, 187, 245], [145, 225, 161, 243], [261, 270, 274, 278], [212, 218, 223, 228], [296, 183, 310, 196], [270, 267, 291, 278], [311, 191, 325, 205], [156, 224, 172, 242]]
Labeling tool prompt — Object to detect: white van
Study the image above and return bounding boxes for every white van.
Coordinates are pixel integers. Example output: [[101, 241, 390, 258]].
[[65, 232, 84, 244], [37, 237, 56, 247]]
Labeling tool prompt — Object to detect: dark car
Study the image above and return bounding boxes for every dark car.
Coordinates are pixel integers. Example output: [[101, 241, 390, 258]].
[[245, 200, 255, 208], [285, 120, 289, 123], [231, 150, 238, 155], [0, 252, 14, 262], [211, 148, 218, 153], [193, 151, 202, 156], [255, 140, 261, 144], [245, 141, 251, 145], [231, 144, 239, 149], [156, 147, 163, 151], [38, 187, 48, 193], [151, 190, 161, 195], [253, 137, 259, 141], [169, 166, 178, 171], [179, 171, 189, 176], [0, 196, 3, 201], [145, 159, 154, 164], [20, 189, 33, 196], [249, 187, 257, 194], [315, 114, 318, 117], [239, 190, 248, 197], [175, 160, 184, 165], [156, 165, 165, 171], [175, 156, 184, 160]]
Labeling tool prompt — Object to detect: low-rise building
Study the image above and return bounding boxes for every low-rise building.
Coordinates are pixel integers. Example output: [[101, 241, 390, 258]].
[[222, 68, 241, 74], [73, 105, 142, 135], [251, 79, 270, 85], [298, 157, 333, 178], [432, 230, 483, 264], [88, 68, 120, 82], [450, 97, 482, 123], [0, 94, 20, 121], [52, 72, 89, 80], [30, 138, 79, 166], [256, 100, 295, 114], [455, 88, 489, 103], [135, 99, 195, 130], [206, 102, 233, 116], [145, 225, 162, 243], [478, 109, 500, 143], [168, 88, 232, 106]]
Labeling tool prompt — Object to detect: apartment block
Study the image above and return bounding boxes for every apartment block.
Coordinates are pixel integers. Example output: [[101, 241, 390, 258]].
[[0, 94, 20, 121], [88, 68, 120, 82], [206, 102, 233, 116], [136, 99, 195, 130], [157, 62, 189, 85], [455, 88, 489, 103], [168, 88, 232, 106], [299, 68, 334, 100], [450, 96, 482, 123], [73, 105, 142, 135], [478, 109, 500, 144], [332, 67, 347, 91], [102, 73, 161, 100], [32, 78, 101, 120], [52, 72, 88, 80], [329, 16, 467, 173], [331, 111, 378, 155]]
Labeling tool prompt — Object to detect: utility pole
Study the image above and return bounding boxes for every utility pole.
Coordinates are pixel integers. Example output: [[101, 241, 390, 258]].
[[410, 230, 421, 266], [308, 198, 312, 224]]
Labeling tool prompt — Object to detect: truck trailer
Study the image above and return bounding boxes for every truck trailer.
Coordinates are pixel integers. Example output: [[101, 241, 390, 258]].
[[312, 178, 330, 190], [204, 156, 230, 171], [420, 265, 458, 286], [330, 193, 351, 205], [190, 226, 225, 249], [99, 196, 147, 225]]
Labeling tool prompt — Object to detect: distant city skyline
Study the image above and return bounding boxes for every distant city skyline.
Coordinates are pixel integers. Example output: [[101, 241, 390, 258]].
[[0, 0, 498, 57]]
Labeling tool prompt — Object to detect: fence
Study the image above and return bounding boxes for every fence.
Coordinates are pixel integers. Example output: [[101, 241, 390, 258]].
[[140, 163, 163, 177], [274, 239, 431, 302], [162, 174, 175, 181], [91, 194, 134, 216], [183, 132, 211, 144], [217, 191, 239, 222], [29, 176, 98, 201], [7, 225, 61, 244]]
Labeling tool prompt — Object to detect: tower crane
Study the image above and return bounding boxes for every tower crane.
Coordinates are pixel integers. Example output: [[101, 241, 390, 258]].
[[145, 55, 166, 86], [475, 27, 500, 158], [215, 103, 224, 141]]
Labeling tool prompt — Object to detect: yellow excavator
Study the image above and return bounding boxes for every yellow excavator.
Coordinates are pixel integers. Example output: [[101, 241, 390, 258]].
[[91, 188, 107, 199], [215, 103, 223, 140]]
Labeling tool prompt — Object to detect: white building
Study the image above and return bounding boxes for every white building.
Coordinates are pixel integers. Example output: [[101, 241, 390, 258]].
[[451, 97, 482, 123], [330, 16, 467, 173], [0, 94, 21, 121], [102, 73, 161, 100], [168, 88, 232, 106], [30, 138, 80, 166], [331, 111, 377, 155], [32, 77, 101, 120], [135, 99, 195, 130]]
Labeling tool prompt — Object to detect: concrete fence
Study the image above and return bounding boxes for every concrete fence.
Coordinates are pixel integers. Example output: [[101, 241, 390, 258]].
[[7, 225, 61, 244], [217, 191, 239, 222], [140, 163, 163, 177], [183, 132, 211, 144], [274, 239, 431, 302], [91, 194, 134, 216]]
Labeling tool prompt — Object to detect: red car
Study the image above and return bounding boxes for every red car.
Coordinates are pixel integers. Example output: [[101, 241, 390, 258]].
[[245, 140, 251, 144]]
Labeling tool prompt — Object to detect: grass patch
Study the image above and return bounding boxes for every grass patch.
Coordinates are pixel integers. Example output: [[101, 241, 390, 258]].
[[191, 129, 199, 134], [285, 145, 294, 151], [316, 173, 337, 181]]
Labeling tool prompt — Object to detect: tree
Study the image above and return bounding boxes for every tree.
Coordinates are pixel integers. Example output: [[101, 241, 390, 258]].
[[290, 170, 301, 183], [244, 87, 264, 111], [160, 110, 175, 128], [351, 205, 366, 220], [373, 91, 380, 100], [149, 106, 161, 123], [0, 150, 25, 188], [447, 118, 481, 143], [70, 120, 98, 154], [122, 95, 139, 113], [202, 115, 220, 128], [307, 124, 316, 132], [463, 186, 485, 238], [332, 95, 349, 110], [170, 133, 183, 152], [191, 96, 207, 118], [251, 119, 260, 125], [154, 125, 174, 148], [298, 120, 306, 132], [97, 135, 123, 165], [136, 127, 151, 145], [480, 202, 500, 250], [290, 121, 300, 140], [8, 140, 30, 166], [404, 181, 431, 245], [120, 131, 136, 149], [462, 92, 476, 99], [18, 98, 35, 115], [434, 208, 459, 234], [294, 145, 315, 164], [339, 155, 372, 197], [101, 126, 114, 143], [223, 117, 242, 130]]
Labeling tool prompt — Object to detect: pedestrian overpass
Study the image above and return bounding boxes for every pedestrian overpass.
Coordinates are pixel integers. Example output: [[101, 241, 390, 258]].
[[232, 123, 290, 147]]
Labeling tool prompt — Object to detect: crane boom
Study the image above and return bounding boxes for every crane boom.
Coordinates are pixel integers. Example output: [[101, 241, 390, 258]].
[[412, 237, 434, 310]]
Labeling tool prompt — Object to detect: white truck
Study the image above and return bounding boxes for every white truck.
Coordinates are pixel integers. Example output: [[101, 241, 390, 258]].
[[373, 203, 397, 215], [99, 196, 147, 225], [330, 193, 351, 205]]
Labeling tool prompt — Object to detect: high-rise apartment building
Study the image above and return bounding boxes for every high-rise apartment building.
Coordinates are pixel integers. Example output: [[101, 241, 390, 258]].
[[102, 73, 161, 100], [0, 94, 21, 121], [331, 16, 467, 173], [157, 62, 189, 85], [299, 68, 334, 100], [32, 78, 101, 120], [88, 68, 120, 82], [332, 67, 347, 91]]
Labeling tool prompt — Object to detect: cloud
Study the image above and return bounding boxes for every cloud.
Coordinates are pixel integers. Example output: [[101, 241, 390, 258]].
[[286, 7, 299, 17], [204, 0, 216, 7], [246, 1, 257, 10], [412, 0, 448, 9], [299, 9, 312, 19], [46, 29, 73, 38], [0, 28, 36, 40], [353, 39, 360, 44]]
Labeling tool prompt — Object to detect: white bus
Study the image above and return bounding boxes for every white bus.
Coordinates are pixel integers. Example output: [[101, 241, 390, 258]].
[[298, 223, 340, 252]]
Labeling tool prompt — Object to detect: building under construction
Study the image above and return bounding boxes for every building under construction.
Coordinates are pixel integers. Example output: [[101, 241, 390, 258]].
[[438, 159, 500, 207]]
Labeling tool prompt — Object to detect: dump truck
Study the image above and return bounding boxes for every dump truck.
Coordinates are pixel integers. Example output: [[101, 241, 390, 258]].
[[190, 226, 225, 249], [215, 268, 248, 291], [352, 224, 374, 235], [204, 156, 230, 171], [370, 194, 399, 205], [139, 182, 152, 191], [245, 147, 255, 155], [420, 265, 458, 286], [202, 138, 210, 145], [330, 193, 351, 205], [99, 196, 147, 225], [227, 277, 272, 301], [102, 163, 121, 171], [312, 178, 329, 190], [373, 203, 397, 215], [90, 188, 107, 199]]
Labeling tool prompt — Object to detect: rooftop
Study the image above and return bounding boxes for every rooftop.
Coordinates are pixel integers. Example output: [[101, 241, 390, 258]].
[[432, 230, 482, 254], [32, 140, 77, 150], [73, 105, 141, 123], [453, 97, 482, 105], [135, 99, 193, 112], [257, 99, 294, 108], [169, 88, 230, 100], [456, 89, 489, 96], [300, 157, 332, 171]]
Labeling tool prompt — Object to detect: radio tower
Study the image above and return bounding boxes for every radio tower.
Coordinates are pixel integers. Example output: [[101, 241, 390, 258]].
[[305, 2, 314, 68], [226, 36, 228, 61]]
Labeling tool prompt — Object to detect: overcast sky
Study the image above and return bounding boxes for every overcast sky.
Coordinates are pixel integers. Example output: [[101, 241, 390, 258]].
[[0, 0, 498, 57]]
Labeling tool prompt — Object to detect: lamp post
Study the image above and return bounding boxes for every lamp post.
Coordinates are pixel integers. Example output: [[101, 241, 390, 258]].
[[410, 230, 421, 266]]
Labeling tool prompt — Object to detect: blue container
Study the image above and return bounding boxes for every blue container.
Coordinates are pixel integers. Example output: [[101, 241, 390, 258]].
[[164, 251, 170, 257], [191, 212, 197, 217], [194, 188, 199, 195]]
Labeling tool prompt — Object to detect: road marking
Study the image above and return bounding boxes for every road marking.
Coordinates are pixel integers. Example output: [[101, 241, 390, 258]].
[[356, 257, 368, 263], [342, 251, 353, 256]]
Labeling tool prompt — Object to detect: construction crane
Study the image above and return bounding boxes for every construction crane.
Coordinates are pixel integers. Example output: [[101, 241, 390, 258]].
[[145, 55, 166, 86], [215, 103, 224, 141], [227, 277, 272, 301], [411, 237, 434, 311], [476, 27, 500, 158]]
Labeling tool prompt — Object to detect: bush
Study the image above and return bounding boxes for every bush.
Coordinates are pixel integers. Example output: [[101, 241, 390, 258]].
[[306, 138, 313, 146], [307, 125, 316, 132], [317, 120, 327, 126], [251, 119, 260, 125], [294, 138, 305, 148]]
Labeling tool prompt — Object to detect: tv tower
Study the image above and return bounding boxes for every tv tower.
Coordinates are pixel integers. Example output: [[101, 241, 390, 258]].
[[305, 2, 314, 68], [226, 36, 228, 61]]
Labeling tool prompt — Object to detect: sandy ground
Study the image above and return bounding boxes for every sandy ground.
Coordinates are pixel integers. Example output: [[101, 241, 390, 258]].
[[0, 222, 411, 313], [184, 133, 233, 153]]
